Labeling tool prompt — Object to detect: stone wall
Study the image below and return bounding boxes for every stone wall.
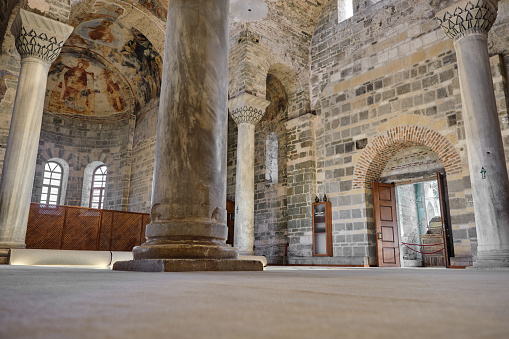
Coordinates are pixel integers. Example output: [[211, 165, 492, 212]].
[[128, 104, 158, 213], [228, 3, 315, 117], [26, 0, 71, 24], [295, 0, 509, 266], [252, 75, 289, 264], [32, 111, 135, 211], [285, 114, 319, 264], [380, 145, 444, 181]]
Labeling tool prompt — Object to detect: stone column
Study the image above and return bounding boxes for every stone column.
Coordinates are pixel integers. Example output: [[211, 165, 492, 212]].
[[229, 93, 270, 255], [113, 0, 262, 272], [437, 0, 509, 268], [0, 9, 73, 248]]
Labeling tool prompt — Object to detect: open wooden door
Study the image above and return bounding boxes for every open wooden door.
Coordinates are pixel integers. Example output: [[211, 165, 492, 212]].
[[436, 172, 453, 267], [226, 199, 235, 246], [373, 182, 400, 267]]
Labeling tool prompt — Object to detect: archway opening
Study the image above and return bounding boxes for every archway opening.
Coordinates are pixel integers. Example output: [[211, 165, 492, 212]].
[[372, 145, 454, 268]]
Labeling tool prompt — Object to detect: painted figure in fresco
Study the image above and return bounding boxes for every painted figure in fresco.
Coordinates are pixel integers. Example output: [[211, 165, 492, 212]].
[[121, 29, 162, 106], [103, 70, 125, 112], [62, 59, 95, 114], [86, 20, 115, 43]]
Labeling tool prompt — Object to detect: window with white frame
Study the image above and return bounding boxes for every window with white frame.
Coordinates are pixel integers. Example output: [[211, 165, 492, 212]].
[[40, 161, 63, 205], [90, 165, 107, 209]]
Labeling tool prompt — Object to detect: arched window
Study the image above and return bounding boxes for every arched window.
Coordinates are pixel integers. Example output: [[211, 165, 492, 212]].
[[90, 165, 107, 209], [338, 0, 353, 23], [40, 161, 63, 205], [265, 133, 278, 184]]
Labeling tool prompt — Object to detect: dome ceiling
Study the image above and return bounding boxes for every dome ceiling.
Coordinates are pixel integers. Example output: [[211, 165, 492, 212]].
[[44, 0, 326, 117], [45, 1, 162, 117]]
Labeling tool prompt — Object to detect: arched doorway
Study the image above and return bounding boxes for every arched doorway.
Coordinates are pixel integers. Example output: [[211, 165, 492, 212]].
[[373, 146, 453, 267], [353, 125, 462, 268]]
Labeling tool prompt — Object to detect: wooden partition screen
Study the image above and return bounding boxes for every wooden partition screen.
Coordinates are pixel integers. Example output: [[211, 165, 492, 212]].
[[25, 203, 150, 251]]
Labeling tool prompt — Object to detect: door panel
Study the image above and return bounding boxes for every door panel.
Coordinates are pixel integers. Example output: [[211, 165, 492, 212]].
[[380, 206, 393, 221], [381, 226, 395, 242], [437, 172, 452, 267], [382, 248, 397, 264], [373, 182, 400, 267]]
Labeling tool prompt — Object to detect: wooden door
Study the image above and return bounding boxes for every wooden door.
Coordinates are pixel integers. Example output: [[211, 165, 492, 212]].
[[436, 172, 452, 267], [226, 199, 235, 246], [373, 182, 400, 267]]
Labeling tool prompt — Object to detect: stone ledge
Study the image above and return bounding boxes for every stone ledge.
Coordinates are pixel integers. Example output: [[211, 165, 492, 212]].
[[112, 259, 264, 272]]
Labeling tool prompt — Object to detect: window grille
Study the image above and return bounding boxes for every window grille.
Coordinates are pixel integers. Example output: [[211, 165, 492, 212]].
[[90, 165, 107, 209], [40, 161, 63, 205]]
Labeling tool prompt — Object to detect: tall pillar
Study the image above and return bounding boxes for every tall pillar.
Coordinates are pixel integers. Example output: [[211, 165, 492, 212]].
[[0, 9, 73, 248], [437, 0, 509, 268], [229, 93, 270, 255], [113, 0, 262, 272]]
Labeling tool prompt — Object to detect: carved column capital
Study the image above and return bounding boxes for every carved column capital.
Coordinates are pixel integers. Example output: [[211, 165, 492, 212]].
[[436, 0, 498, 41], [10, 9, 73, 64], [228, 92, 270, 125]]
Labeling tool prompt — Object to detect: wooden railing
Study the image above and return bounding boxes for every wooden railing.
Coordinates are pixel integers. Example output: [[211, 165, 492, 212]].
[[26, 203, 150, 251]]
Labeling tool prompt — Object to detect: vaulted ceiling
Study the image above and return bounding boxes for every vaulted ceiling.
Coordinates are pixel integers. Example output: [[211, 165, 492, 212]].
[[42, 0, 328, 117]]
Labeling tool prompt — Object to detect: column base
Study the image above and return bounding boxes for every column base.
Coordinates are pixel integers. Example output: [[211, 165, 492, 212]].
[[0, 249, 10, 265], [472, 249, 509, 269], [112, 259, 263, 272], [0, 242, 26, 249], [133, 243, 238, 260]]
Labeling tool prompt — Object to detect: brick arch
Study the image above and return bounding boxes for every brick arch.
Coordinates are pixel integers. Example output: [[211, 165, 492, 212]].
[[353, 125, 462, 189]]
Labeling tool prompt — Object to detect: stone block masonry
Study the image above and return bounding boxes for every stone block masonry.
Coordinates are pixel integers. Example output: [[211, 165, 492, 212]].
[[299, 0, 509, 266], [32, 112, 134, 211]]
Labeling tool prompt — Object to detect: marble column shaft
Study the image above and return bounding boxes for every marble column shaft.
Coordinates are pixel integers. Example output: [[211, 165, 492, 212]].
[[0, 9, 73, 248], [113, 0, 262, 271], [229, 93, 269, 255], [235, 123, 256, 255], [437, 0, 509, 267], [131, 0, 236, 260]]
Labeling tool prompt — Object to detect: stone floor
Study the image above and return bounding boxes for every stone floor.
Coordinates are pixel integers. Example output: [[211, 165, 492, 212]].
[[1, 265, 508, 338]]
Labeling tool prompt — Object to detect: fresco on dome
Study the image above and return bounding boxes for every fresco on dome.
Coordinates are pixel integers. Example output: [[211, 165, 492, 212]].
[[45, 53, 127, 116], [52, 9, 162, 115], [134, 0, 168, 21]]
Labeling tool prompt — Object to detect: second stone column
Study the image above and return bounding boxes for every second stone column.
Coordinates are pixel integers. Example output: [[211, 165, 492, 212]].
[[229, 93, 270, 255]]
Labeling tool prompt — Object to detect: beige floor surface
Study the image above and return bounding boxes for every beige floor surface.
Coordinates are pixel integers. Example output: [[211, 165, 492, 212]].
[[1, 265, 508, 339]]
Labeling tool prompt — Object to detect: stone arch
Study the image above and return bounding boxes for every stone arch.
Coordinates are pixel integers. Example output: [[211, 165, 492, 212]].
[[263, 60, 309, 117], [353, 125, 462, 189], [266, 63, 299, 98]]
